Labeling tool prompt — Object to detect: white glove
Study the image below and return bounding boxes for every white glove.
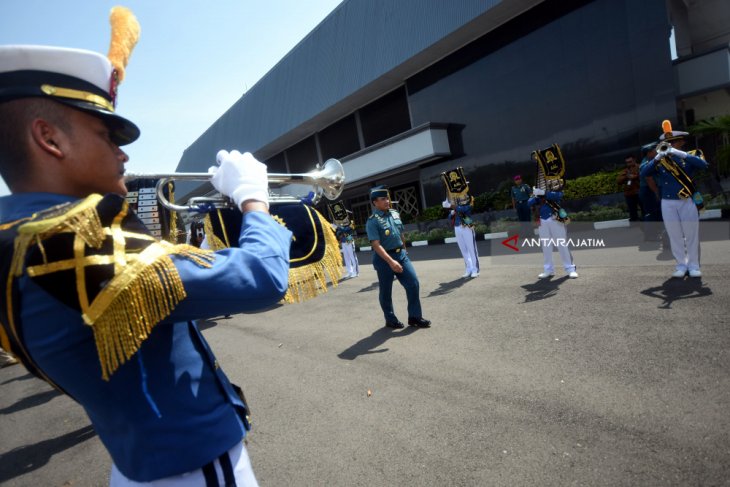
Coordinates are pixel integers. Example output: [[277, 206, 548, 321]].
[[668, 147, 688, 159], [442, 198, 451, 209], [208, 150, 269, 209], [533, 187, 545, 196]]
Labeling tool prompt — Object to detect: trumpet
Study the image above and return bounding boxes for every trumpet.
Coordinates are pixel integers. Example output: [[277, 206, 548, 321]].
[[656, 141, 671, 155], [125, 158, 346, 212]]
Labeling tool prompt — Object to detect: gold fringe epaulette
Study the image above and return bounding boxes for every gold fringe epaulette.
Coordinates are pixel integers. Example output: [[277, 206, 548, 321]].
[[283, 208, 341, 303], [203, 207, 342, 303], [12, 194, 216, 380], [86, 242, 214, 380]]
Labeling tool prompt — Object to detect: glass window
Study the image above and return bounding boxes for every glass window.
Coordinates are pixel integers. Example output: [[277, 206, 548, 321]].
[[359, 87, 411, 147], [264, 152, 287, 173], [285, 136, 318, 174], [319, 114, 360, 160]]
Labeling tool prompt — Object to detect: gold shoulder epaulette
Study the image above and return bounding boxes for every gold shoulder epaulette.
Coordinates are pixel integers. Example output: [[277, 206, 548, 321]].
[[14, 193, 216, 380]]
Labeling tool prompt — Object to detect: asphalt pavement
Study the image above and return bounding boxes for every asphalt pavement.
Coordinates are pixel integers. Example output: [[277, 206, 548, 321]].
[[1, 222, 729, 486]]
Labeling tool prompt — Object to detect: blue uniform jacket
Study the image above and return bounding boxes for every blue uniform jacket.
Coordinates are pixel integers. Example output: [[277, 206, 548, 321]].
[[335, 224, 355, 243], [0, 192, 292, 482], [528, 191, 563, 220], [366, 209, 405, 256], [639, 154, 708, 200], [454, 203, 473, 227]]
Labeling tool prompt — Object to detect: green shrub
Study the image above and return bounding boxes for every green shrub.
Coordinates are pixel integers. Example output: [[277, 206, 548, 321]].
[[426, 227, 453, 241], [403, 230, 428, 243], [563, 170, 622, 199], [416, 205, 448, 222], [473, 223, 489, 235]]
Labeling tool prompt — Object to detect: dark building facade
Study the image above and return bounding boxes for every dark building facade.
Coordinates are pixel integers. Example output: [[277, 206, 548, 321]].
[[176, 0, 730, 225]]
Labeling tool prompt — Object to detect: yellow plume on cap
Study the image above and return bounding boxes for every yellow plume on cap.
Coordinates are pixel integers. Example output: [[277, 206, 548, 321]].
[[107, 6, 140, 83], [662, 119, 673, 134]]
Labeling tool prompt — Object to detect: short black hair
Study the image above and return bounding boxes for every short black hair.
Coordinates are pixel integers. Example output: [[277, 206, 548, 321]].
[[0, 98, 72, 188]]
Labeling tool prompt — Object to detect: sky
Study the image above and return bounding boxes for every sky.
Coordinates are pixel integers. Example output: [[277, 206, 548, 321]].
[[0, 0, 344, 196]]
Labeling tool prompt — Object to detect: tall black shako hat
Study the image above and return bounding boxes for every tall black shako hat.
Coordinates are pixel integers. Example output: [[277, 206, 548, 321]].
[[370, 185, 390, 202], [0, 7, 141, 146], [658, 119, 688, 143]]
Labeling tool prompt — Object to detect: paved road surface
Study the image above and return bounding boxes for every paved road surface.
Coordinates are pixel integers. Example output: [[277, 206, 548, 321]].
[[1, 223, 729, 486]]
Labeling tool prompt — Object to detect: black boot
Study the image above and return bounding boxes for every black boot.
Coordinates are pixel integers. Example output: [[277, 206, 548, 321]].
[[408, 317, 431, 328]]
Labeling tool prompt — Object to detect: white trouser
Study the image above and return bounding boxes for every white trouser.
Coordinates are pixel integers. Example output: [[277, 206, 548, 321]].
[[455, 224, 479, 274], [341, 242, 359, 276], [110, 441, 258, 486], [661, 198, 700, 271], [538, 217, 575, 273]]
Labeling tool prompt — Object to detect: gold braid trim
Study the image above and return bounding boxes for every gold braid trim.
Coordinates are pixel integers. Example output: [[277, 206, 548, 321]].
[[203, 214, 228, 251], [85, 242, 215, 380], [284, 209, 342, 303], [11, 195, 105, 277]]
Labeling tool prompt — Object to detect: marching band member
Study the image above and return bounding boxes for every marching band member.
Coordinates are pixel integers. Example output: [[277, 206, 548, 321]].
[[366, 186, 431, 329], [528, 180, 578, 279], [336, 220, 359, 278], [640, 120, 708, 278], [330, 201, 359, 279], [0, 12, 290, 485], [442, 195, 480, 278]]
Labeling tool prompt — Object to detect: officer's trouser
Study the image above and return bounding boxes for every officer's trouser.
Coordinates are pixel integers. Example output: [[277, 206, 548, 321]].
[[372, 251, 421, 321]]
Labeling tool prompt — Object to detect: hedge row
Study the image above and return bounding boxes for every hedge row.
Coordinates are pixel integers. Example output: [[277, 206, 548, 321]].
[[403, 169, 625, 224]]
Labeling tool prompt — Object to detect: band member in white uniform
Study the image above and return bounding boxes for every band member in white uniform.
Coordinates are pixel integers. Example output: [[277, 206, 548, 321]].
[[336, 221, 359, 278], [442, 196, 480, 278], [527, 181, 578, 279], [640, 121, 708, 278]]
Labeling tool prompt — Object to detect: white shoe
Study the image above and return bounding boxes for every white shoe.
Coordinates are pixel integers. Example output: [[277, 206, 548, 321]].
[[537, 272, 554, 279], [671, 269, 686, 278], [688, 269, 702, 278], [470, 272, 479, 278], [461, 272, 471, 278], [568, 271, 579, 279]]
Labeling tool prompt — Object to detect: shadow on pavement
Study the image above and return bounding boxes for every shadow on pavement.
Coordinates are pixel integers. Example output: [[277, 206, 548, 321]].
[[640, 278, 713, 309], [338, 326, 418, 360], [1, 372, 35, 385], [0, 388, 63, 415], [0, 425, 96, 483], [521, 276, 570, 302], [427, 277, 471, 297], [356, 281, 379, 293]]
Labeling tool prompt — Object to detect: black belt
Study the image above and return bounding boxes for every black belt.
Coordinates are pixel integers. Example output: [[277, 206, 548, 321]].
[[386, 246, 404, 254]]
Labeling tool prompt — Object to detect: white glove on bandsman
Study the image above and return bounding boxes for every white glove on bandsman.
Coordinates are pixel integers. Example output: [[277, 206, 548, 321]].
[[668, 147, 688, 159], [442, 198, 452, 209], [532, 187, 545, 196], [208, 150, 269, 209]]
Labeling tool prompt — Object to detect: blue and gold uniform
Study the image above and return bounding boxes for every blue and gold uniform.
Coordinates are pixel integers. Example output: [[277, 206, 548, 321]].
[[639, 120, 709, 277], [0, 192, 291, 481], [0, 27, 290, 484], [365, 186, 430, 329]]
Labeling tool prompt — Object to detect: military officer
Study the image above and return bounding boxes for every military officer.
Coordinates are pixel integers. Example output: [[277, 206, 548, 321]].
[[365, 186, 431, 329], [640, 121, 708, 278], [0, 30, 290, 486]]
